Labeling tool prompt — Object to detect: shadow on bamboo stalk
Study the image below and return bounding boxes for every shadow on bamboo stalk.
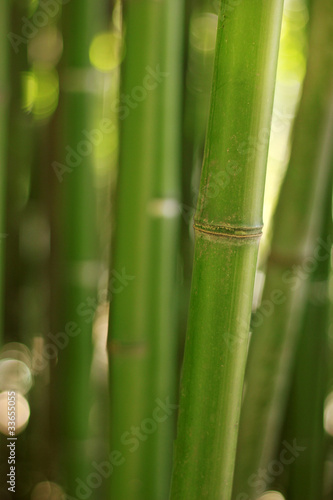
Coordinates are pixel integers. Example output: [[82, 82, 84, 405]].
[[232, 0, 333, 497]]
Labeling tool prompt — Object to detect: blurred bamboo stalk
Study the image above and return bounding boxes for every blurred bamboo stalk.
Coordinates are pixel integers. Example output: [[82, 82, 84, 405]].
[[52, 0, 99, 494], [282, 182, 332, 500], [107, 0, 183, 498], [4, 0, 34, 346], [142, 0, 184, 497], [181, 0, 218, 210], [1, 1, 37, 496], [169, 0, 284, 498], [0, 0, 9, 348], [179, 1, 217, 355], [232, 0, 333, 497], [181, 0, 219, 219]]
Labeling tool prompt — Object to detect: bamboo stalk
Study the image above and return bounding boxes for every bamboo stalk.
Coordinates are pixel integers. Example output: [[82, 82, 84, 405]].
[[268, 176, 332, 499], [169, 1, 284, 498], [0, 0, 9, 348], [1, 1, 36, 494], [107, 0, 183, 499], [52, 0, 100, 494], [179, 0, 218, 351], [4, 0, 34, 346], [232, 0, 333, 497], [142, 1, 183, 497], [283, 183, 332, 500], [107, 5, 160, 498]]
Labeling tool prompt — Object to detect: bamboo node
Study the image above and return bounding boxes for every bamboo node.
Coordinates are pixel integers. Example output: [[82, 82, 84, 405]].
[[108, 340, 148, 357], [193, 220, 263, 239]]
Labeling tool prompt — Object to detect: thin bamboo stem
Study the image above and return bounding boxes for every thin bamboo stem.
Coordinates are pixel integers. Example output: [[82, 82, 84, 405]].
[[107, 5, 162, 498], [180, 0, 217, 348], [53, 0, 99, 494], [0, 0, 9, 348], [4, 0, 34, 345], [142, 1, 183, 497], [107, 0, 183, 499], [283, 185, 332, 500], [169, 1, 284, 498]]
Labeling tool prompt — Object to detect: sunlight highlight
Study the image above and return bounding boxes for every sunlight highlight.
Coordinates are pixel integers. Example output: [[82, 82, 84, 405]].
[[324, 392, 333, 436]]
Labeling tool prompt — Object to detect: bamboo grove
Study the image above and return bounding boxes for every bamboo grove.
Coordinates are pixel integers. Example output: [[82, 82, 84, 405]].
[[0, 1, 333, 500]]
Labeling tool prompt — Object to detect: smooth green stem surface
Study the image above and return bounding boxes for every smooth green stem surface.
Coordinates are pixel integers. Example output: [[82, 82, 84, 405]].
[[170, 1, 284, 498]]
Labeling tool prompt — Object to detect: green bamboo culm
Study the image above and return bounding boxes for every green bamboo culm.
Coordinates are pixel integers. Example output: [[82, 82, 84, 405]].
[[281, 182, 332, 500], [179, 1, 218, 350], [169, 0, 284, 498], [52, 0, 99, 494], [182, 0, 218, 204], [143, 0, 183, 496], [4, 0, 34, 346], [0, 0, 9, 347], [107, 0, 183, 499], [232, 0, 333, 497]]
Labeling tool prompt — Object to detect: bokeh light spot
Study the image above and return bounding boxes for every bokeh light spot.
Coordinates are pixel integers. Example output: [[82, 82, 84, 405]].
[[31, 481, 65, 500], [33, 68, 59, 119], [89, 32, 122, 72], [0, 359, 33, 395], [22, 71, 37, 113]]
